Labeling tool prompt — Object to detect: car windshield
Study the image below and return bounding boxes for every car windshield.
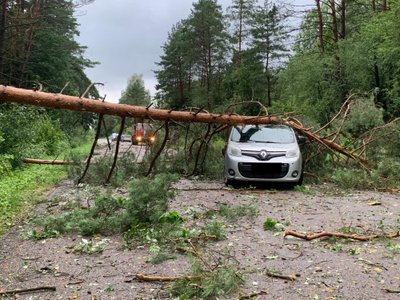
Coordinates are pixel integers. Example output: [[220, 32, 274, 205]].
[[231, 125, 295, 144]]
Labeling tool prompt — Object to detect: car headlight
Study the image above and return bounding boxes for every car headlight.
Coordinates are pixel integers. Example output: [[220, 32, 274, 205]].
[[228, 145, 242, 156], [286, 148, 300, 158]]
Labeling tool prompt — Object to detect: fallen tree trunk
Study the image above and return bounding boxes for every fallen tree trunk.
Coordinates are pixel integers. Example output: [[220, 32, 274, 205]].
[[284, 229, 400, 241], [0, 85, 367, 165], [22, 158, 72, 165], [0, 85, 280, 125]]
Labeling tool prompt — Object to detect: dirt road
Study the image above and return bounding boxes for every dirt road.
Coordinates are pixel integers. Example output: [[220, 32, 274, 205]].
[[0, 180, 399, 299]]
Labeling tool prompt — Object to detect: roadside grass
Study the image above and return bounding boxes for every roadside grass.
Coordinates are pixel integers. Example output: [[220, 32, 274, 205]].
[[0, 164, 66, 234], [0, 139, 93, 235]]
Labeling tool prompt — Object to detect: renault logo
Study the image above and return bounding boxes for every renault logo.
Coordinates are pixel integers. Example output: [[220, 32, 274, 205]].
[[259, 150, 269, 160]]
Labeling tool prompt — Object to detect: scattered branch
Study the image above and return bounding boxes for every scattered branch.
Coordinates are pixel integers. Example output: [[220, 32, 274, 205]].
[[284, 229, 400, 241], [239, 290, 268, 299], [135, 273, 179, 282], [264, 269, 297, 281], [0, 286, 56, 296]]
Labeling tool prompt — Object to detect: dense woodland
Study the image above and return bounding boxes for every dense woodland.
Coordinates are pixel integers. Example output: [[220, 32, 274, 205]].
[[0, 0, 399, 185]]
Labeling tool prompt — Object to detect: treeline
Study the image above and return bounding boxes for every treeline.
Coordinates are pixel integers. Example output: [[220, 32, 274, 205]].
[[0, 0, 97, 174], [155, 0, 399, 124]]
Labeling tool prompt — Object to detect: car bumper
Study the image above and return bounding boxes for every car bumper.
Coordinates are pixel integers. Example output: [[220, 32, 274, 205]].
[[224, 154, 302, 182]]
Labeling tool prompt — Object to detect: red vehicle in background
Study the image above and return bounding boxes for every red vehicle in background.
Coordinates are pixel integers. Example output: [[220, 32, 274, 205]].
[[132, 122, 156, 145]]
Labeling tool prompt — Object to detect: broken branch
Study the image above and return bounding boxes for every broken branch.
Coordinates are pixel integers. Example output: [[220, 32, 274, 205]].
[[135, 273, 179, 282], [284, 229, 400, 241], [264, 269, 297, 281], [0, 286, 56, 296]]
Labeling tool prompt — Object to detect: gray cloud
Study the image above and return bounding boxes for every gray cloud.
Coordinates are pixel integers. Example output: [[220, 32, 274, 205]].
[[76, 0, 312, 102]]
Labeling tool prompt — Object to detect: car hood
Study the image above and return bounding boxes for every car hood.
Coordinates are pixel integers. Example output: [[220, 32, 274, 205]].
[[231, 141, 298, 152]]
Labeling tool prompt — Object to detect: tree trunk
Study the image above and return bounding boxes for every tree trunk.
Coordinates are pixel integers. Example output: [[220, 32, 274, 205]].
[[316, 0, 324, 52], [329, 0, 339, 44], [237, 0, 243, 67], [0, 84, 281, 125], [382, 0, 387, 10], [20, 0, 41, 84], [0, 84, 368, 165], [0, 0, 7, 78], [340, 0, 346, 39]]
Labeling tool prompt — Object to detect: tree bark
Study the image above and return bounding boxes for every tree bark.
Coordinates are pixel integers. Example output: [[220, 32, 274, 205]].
[[22, 158, 72, 165], [0, 84, 282, 125], [329, 0, 339, 44], [0, 84, 368, 165], [0, 0, 7, 78], [340, 0, 346, 39], [316, 0, 324, 52], [20, 0, 41, 83]]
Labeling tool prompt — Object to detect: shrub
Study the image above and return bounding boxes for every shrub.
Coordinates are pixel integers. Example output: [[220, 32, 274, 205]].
[[30, 173, 178, 237], [126, 173, 178, 224]]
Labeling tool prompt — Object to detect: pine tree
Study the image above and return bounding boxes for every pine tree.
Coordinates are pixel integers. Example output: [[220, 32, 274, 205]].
[[227, 0, 256, 67], [250, 0, 289, 106], [155, 21, 194, 109], [187, 0, 229, 109], [120, 74, 151, 107]]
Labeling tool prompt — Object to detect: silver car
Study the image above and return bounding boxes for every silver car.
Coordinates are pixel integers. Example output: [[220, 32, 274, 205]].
[[224, 124, 305, 187]]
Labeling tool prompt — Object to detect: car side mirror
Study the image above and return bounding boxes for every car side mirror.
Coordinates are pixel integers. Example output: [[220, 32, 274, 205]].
[[297, 135, 307, 145]]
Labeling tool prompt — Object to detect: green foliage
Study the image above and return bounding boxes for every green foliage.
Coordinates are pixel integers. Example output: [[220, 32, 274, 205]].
[[0, 164, 66, 235], [119, 74, 151, 106], [72, 238, 110, 254], [331, 168, 374, 190], [341, 96, 384, 135], [0, 154, 13, 176], [201, 220, 226, 240], [126, 174, 178, 224], [348, 248, 361, 255], [204, 203, 259, 220], [67, 152, 144, 186], [294, 185, 314, 195], [331, 155, 400, 190], [170, 256, 244, 298], [0, 0, 98, 167], [263, 217, 277, 231], [29, 173, 178, 237], [386, 241, 400, 254], [156, 0, 228, 110], [159, 210, 184, 224], [263, 217, 286, 232], [35, 195, 123, 236], [148, 251, 177, 265], [0, 105, 67, 165]]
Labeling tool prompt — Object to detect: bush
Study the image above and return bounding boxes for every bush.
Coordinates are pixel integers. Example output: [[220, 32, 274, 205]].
[[126, 173, 178, 223], [0, 154, 13, 176], [0, 105, 67, 166], [31, 173, 178, 237]]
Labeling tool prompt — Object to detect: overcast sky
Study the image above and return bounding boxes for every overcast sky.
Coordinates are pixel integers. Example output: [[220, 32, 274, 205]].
[[75, 0, 313, 103]]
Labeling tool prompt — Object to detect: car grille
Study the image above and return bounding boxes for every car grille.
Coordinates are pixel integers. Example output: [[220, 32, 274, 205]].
[[238, 162, 289, 179]]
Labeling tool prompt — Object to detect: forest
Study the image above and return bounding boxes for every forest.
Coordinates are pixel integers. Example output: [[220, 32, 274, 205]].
[[0, 0, 399, 185], [0, 1, 400, 298]]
